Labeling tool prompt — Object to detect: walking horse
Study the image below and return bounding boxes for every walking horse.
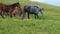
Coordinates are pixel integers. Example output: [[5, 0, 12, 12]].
[[0, 2, 22, 18]]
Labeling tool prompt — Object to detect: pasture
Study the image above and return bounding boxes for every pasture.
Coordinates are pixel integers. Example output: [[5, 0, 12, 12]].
[[0, 0, 60, 34]]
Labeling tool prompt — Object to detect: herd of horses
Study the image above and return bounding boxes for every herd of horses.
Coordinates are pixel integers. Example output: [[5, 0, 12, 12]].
[[0, 2, 44, 19]]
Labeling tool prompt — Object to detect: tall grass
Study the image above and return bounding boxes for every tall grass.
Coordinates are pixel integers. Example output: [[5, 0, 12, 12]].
[[0, 0, 60, 34]]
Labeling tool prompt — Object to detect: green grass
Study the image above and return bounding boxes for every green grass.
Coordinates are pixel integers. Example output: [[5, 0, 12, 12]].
[[0, 0, 60, 34]]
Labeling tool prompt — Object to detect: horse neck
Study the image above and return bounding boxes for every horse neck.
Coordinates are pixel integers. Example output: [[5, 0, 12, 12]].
[[10, 4, 16, 8]]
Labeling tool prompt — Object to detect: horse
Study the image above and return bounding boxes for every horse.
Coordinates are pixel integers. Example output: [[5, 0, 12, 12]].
[[0, 2, 21, 18], [9, 2, 22, 18], [22, 5, 44, 19], [10, 7, 22, 18], [0, 2, 20, 13]]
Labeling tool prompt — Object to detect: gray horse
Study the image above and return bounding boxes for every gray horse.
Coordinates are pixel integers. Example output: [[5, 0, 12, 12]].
[[22, 5, 44, 19]]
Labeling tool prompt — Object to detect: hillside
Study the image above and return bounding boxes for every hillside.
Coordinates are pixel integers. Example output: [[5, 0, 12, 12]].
[[0, 0, 60, 34]]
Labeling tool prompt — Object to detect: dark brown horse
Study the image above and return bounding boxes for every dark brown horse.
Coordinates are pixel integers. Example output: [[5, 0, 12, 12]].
[[0, 2, 21, 18]]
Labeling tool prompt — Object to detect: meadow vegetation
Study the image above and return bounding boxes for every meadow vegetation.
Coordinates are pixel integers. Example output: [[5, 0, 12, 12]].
[[0, 0, 60, 34]]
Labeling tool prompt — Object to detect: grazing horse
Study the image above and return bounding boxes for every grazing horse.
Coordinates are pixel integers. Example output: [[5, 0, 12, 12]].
[[22, 5, 44, 19], [0, 2, 21, 18]]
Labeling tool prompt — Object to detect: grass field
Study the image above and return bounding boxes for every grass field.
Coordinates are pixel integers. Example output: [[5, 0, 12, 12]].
[[0, 0, 60, 34]]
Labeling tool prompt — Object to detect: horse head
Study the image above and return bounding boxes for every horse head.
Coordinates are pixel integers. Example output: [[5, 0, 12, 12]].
[[10, 2, 20, 8], [15, 2, 20, 8], [39, 8, 44, 16]]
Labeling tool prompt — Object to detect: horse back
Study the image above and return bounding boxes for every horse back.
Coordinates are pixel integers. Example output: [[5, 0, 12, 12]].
[[0, 3, 11, 11]]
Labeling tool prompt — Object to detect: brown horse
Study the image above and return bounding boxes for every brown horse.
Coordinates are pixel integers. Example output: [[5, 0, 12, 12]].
[[10, 7, 22, 18], [0, 2, 22, 18]]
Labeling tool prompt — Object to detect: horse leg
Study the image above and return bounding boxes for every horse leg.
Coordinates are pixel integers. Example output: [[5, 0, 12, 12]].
[[27, 13, 30, 19], [34, 14, 39, 19], [9, 9, 14, 18], [14, 14, 16, 17], [10, 14, 13, 18], [0, 14, 5, 19], [34, 14, 38, 19], [19, 12, 21, 17], [6, 11, 9, 16], [11, 13, 16, 17], [34, 14, 36, 19], [19, 8, 23, 17], [21, 11, 26, 19], [0, 12, 4, 18], [37, 14, 39, 19], [10, 12, 13, 18]]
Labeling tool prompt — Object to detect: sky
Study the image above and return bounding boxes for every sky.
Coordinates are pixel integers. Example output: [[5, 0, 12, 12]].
[[30, 0, 60, 6]]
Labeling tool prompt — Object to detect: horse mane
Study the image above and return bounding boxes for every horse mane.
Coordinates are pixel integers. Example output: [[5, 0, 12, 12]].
[[10, 2, 20, 8], [33, 6, 39, 8]]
